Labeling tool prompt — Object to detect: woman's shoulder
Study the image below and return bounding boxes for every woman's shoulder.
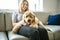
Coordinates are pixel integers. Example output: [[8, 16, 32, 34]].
[[12, 11, 23, 16]]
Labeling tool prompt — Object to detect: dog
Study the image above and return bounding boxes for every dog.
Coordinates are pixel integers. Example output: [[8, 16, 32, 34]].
[[12, 11, 45, 33], [22, 11, 39, 28]]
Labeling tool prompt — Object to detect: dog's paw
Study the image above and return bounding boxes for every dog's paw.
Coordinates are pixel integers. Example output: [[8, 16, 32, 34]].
[[12, 29, 17, 33], [31, 26, 38, 29]]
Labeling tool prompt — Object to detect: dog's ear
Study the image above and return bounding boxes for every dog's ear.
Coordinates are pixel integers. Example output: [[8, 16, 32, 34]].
[[32, 15, 35, 22]]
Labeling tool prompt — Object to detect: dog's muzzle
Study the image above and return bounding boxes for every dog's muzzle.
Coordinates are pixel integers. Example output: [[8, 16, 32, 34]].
[[28, 19, 31, 22]]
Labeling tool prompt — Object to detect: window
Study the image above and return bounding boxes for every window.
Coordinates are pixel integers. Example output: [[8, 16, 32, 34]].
[[28, 0, 43, 12], [0, 0, 18, 10]]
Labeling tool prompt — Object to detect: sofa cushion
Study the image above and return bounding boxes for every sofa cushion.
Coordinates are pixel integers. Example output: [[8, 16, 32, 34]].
[[0, 13, 5, 31], [4, 13, 12, 31], [0, 32, 8, 40], [47, 31, 54, 40], [48, 14, 60, 25], [45, 25, 60, 32], [8, 31, 29, 40], [34, 12, 52, 24], [45, 25, 60, 40]]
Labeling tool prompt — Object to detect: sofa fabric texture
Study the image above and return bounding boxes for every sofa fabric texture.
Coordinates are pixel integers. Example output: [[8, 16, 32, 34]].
[[4, 13, 12, 31], [0, 13, 5, 31], [0, 32, 8, 40]]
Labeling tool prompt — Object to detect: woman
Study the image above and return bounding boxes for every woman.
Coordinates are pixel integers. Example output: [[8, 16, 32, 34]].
[[12, 0, 49, 40]]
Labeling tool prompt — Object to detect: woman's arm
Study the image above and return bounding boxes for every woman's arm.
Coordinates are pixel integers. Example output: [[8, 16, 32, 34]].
[[35, 17, 49, 30], [12, 13, 22, 33], [35, 17, 45, 27], [12, 20, 22, 33], [12, 13, 19, 26], [35, 17, 49, 29], [12, 19, 23, 33], [12, 19, 18, 27]]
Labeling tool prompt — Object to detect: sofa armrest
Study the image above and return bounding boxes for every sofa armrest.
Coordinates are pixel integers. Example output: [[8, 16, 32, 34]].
[[45, 25, 60, 32], [45, 25, 60, 40]]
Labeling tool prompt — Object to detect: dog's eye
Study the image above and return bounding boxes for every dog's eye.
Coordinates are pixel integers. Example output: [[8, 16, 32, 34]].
[[30, 16, 33, 18], [26, 16, 28, 17]]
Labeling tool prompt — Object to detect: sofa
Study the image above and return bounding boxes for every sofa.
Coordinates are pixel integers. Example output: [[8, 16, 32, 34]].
[[0, 11, 60, 40]]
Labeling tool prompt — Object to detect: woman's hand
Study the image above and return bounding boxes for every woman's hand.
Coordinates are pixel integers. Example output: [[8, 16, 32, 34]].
[[12, 21, 23, 33]]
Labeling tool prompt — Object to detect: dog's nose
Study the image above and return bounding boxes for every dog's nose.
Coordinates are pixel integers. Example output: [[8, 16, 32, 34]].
[[28, 19, 31, 22]]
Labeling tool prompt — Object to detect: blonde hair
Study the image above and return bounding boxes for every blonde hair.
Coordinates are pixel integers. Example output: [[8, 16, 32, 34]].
[[18, 0, 29, 13]]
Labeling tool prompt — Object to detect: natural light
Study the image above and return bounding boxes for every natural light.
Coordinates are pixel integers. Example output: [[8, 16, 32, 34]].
[[0, 0, 43, 11], [28, 0, 43, 11], [0, 0, 18, 10]]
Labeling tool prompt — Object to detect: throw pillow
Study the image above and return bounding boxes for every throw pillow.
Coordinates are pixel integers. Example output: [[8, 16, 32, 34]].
[[48, 14, 60, 25]]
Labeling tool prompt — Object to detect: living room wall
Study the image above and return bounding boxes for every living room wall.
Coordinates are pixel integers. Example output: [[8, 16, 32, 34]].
[[43, 0, 58, 13], [57, 0, 60, 13]]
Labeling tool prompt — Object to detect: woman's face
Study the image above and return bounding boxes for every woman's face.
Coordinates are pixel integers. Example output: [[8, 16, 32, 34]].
[[21, 1, 28, 11]]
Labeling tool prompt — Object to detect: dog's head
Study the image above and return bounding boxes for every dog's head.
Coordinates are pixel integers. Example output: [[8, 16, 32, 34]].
[[22, 11, 35, 25]]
